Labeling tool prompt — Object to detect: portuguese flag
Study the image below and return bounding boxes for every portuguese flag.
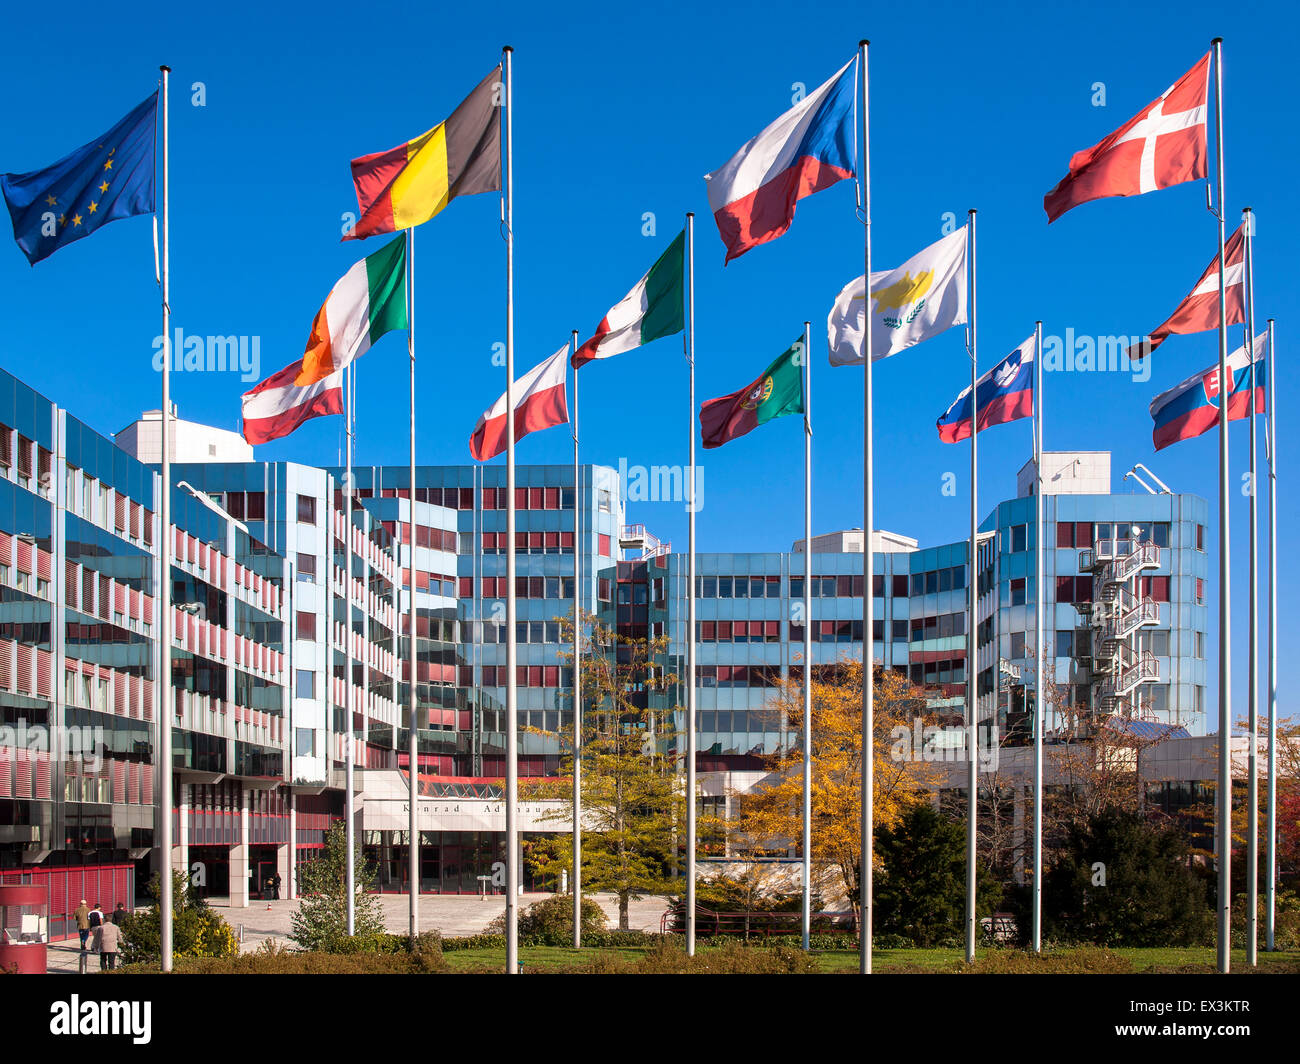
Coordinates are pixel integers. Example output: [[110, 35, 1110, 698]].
[[295, 233, 408, 386], [700, 339, 805, 448], [572, 231, 684, 368], [345, 65, 501, 241]]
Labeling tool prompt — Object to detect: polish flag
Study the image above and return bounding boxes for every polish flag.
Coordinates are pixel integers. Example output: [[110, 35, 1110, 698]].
[[1044, 53, 1210, 223], [469, 346, 569, 461], [1128, 223, 1245, 360], [242, 358, 343, 445]]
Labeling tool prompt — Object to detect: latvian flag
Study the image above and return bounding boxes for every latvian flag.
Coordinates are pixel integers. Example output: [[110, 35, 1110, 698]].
[[469, 346, 570, 461], [704, 57, 857, 263], [1149, 332, 1266, 450], [1128, 224, 1245, 361], [936, 335, 1035, 443]]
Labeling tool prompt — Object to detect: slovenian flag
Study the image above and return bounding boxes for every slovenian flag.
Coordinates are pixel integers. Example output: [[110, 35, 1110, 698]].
[[1149, 333, 1266, 451], [937, 335, 1035, 443], [704, 58, 857, 263]]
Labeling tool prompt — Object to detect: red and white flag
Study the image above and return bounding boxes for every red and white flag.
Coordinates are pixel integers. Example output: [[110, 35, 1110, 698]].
[[1044, 53, 1210, 223], [1128, 223, 1245, 360], [242, 358, 343, 445], [469, 346, 569, 461]]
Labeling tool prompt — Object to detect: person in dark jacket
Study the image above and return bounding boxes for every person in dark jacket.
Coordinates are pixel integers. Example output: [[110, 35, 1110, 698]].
[[112, 902, 127, 925]]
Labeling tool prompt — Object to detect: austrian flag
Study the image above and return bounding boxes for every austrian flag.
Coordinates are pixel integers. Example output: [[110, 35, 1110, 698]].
[[1044, 52, 1210, 223]]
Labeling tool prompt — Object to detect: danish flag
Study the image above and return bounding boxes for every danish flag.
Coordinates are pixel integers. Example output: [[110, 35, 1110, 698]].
[[1044, 53, 1211, 223], [1127, 223, 1245, 360]]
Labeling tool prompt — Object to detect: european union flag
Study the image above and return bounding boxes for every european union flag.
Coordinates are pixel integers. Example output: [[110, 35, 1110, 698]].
[[1, 92, 157, 265]]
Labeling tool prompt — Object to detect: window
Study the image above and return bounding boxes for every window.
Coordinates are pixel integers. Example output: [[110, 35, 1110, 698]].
[[598, 534, 612, 556], [1196, 631, 1205, 658], [1010, 525, 1027, 553], [295, 670, 315, 698], [1196, 524, 1205, 551], [296, 610, 316, 641], [1056, 629, 1074, 657], [1010, 578, 1026, 606], [1195, 578, 1205, 605], [295, 729, 316, 757], [1010, 632, 1025, 659], [297, 494, 316, 525], [297, 553, 316, 583], [892, 575, 908, 597]]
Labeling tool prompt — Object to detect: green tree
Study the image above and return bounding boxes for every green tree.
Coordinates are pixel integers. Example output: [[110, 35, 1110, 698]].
[[534, 614, 704, 930], [290, 821, 387, 952], [1042, 806, 1213, 947], [120, 870, 238, 965], [486, 893, 608, 945], [875, 799, 1001, 946]]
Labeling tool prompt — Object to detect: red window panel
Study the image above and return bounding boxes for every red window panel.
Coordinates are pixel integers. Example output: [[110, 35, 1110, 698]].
[[1055, 575, 1075, 602], [1075, 575, 1093, 602], [544, 532, 559, 550], [701, 621, 716, 641], [515, 532, 528, 551], [529, 666, 543, 687], [114, 493, 127, 530], [141, 763, 152, 804], [529, 577, 544, 598], [15, 754, 31, 797], [143, 508, 154, 546], [483, 487, 497, 509], [1076, 522, 1093, 548], [765, 621, 779, 641], [718, 621, 732, 641], [819, 620, 835, 638], [544, 487, 559, 509], [528, 532, 543, 550], [0, 752, 9, 798], [459, 577, 473, 598], [560, 532, 574, 549], [65, 561, 79, 609], [598, 534, 611, 557], [515, 488, 529, 510], [1056, 522, 1073, 548], [529, 488, 544, 509], [543, 666, 559, 687], [34, 755, 51, 799]]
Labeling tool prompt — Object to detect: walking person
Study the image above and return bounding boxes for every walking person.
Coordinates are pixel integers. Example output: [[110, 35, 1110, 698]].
[[95, 919, 121, 970], [71, 899, 90, 950], [112, 902, 127, 926], [88, 902, 104, 932]]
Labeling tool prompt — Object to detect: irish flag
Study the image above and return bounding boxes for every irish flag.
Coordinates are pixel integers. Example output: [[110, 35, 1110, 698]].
[[469, 346, 570, 461], [571, 231, 684, 369], [295, 233, 408, 386], [345, 66, 501, 241]]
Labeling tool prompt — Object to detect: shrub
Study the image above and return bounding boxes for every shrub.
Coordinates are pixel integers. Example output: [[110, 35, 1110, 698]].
[[119, 871, 239, 966], [290, 822, 388, 953], [1231, 890, 1300, 950], [1042, 807, 1213, 947], [484, 894, 608, 946]]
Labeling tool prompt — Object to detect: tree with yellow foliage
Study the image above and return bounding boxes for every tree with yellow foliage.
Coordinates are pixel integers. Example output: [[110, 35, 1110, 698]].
[[733, 659, 943, 925]]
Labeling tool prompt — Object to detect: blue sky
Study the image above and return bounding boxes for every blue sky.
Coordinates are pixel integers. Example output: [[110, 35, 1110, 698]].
[[1, 0, 1293, 722]]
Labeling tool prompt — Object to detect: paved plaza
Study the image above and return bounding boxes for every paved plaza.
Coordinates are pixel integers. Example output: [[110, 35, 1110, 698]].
[[42, 892, 674, 972]]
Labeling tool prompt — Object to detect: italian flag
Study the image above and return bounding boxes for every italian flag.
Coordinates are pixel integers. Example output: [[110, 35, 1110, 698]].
[[295, 233, 408, 386], [469, 346, 570, 461], [571, 231, 684, 368]]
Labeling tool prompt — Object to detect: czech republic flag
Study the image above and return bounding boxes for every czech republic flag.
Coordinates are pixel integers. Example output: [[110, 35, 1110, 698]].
[[1149, 333, 1266, 450], [704, 58, 857, 263], [937, 335, 1035, 443]]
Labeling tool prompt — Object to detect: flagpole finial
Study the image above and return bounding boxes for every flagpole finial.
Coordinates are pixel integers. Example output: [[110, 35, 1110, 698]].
[[1212, 36, 1223, 45], [503, 44, 513, 53], [859, 38, 870, 47], [968, 207, 977, 216], [160, 64, 171, 73], [686, 211, 695, 219]]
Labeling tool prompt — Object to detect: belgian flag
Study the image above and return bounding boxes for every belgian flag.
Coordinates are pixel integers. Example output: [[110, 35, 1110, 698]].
[[345, 66, 501, 240]]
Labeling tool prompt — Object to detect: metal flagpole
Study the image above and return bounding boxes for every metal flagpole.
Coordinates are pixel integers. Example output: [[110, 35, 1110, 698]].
[[802, 319, 813, 952], [571, 328, 582, 949], [685, 211, 698, 957], [1032, 318, 1044, 954], [345, 365, 356, 937], [158, 63, 174, 974], [408, 226, 420, 944], [1210, 36, 1232, 975], [502, 44, 519, 975], [965, 208, 978, 965], [1243, 207, 1258, 966], [858, 38, 873, 977], [1265, 317, 1278, 951]]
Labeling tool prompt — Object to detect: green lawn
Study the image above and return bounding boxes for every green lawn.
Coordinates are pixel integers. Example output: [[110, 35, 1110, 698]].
[[439, 941, 1300, 974]]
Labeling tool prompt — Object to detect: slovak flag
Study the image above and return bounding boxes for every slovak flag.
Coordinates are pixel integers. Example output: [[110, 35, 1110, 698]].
[[1149, 332, 1266, 450], [937, 335, 1035, 443], [1044, 53, 1210, 223], [704, 58, 857, 263]]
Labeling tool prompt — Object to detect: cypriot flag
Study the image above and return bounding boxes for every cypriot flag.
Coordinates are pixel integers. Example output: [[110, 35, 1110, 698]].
[[827, 226, 968, 366]]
